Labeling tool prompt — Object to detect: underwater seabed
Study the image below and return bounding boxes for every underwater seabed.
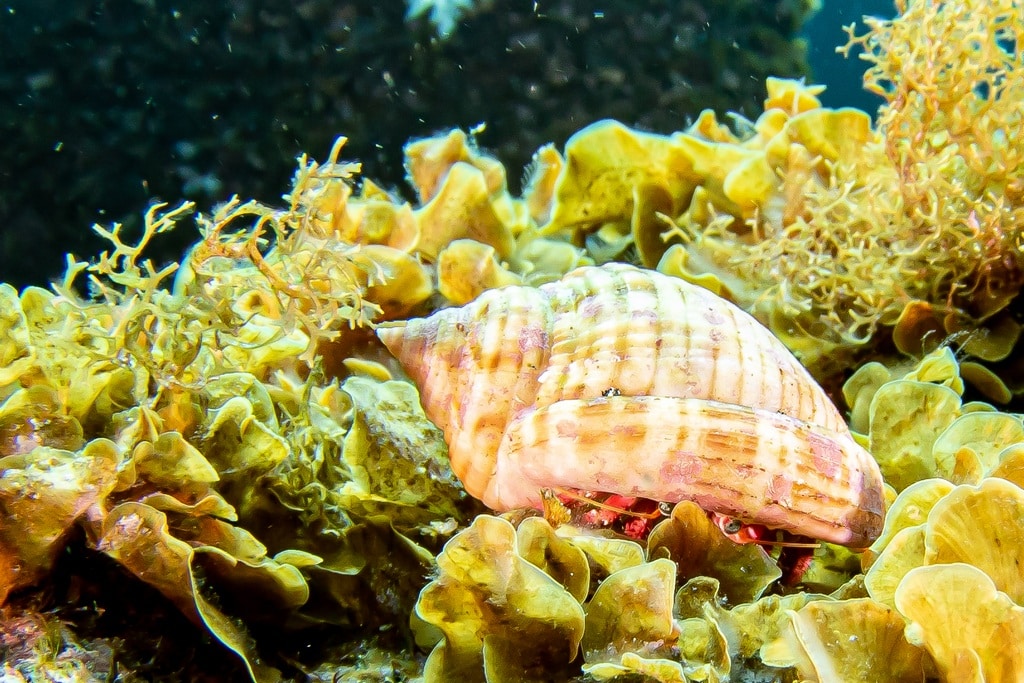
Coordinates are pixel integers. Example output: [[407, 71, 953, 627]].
[[4, 0, 1024, 680]]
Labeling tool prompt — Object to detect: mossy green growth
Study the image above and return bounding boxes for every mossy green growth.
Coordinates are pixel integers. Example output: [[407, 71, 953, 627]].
[[337, 376, 467, 525]]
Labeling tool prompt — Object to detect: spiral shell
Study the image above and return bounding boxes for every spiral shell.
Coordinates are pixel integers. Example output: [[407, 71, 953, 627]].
[[377, 264, 884, 546]]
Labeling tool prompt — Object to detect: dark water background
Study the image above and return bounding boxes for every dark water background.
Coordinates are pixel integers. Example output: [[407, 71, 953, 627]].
[[805, 0, 892, 112], [0, 0, 892, 291]]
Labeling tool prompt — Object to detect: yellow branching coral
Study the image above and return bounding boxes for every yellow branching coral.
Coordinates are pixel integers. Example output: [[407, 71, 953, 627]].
[[650, 89, 914, 370], [844, 0, 1024, 317], [530, 81, 912, 371], [0, 141, 491, 678], [183, 197, 387, 364]]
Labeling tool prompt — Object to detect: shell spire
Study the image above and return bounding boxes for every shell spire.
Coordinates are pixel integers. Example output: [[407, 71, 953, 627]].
[[376, 315, 463, 436], [377, 264, 885, 546], [377, 284, 553, 499]]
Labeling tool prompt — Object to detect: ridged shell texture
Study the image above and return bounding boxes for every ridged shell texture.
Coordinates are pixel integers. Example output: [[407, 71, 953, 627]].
[[377, 264, 884, 546]]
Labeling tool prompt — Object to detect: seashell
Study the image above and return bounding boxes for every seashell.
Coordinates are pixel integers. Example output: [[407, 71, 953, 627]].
[[377, 264, 884, 546]]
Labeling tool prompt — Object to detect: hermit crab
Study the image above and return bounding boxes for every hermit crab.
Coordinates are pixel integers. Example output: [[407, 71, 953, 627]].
[[377, 264, 884, 547]]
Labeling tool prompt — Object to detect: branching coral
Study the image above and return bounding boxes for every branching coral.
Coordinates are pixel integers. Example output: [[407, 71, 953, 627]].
[[0, 118, 611, 678], [531, 84, 905, 372], [843, 0, 1024, 317]]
